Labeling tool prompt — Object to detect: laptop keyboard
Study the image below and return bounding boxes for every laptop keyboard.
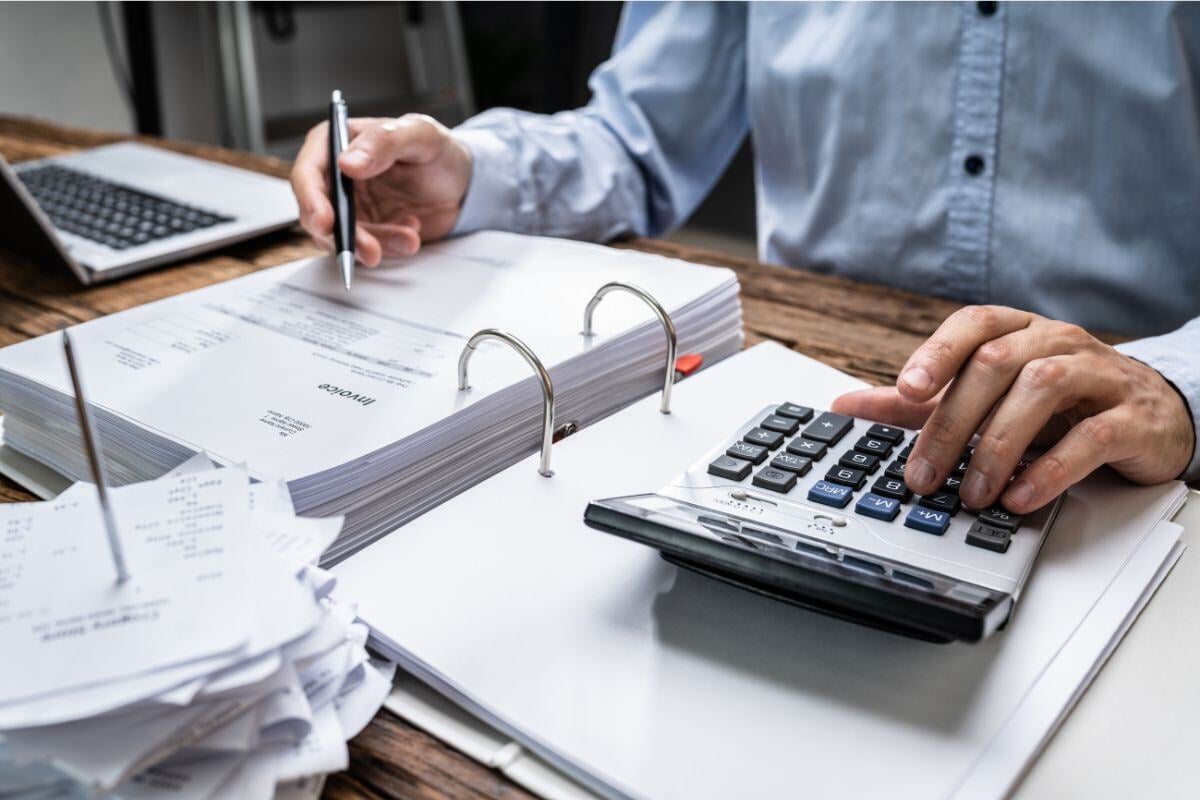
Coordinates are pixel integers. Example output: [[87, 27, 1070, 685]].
[[18, 164, 234, 251]]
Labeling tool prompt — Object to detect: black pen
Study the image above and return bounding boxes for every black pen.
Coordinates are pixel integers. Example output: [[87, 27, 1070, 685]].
[[329, 89, 355, 291]]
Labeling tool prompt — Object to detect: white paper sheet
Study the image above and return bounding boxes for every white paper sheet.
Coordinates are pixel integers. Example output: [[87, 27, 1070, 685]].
[[334, 341, 1187, 800], [0, 469, 253, 705]]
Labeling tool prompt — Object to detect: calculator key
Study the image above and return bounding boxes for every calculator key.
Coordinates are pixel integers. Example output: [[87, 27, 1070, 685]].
[[978, 505, 1021, 532], [808, 480, 853, 508], [801, 412, 854, 445], [966, 521, 1012, 553], [952, 458, 971, 476], [760, 414, 800, 435], [770, 452, 813, 475], [940, 475, 963, 494], [708, 455, 751, 481], [787, 438, 827, 460], [866, 423, 905, 444], [884, 460, 908, 481], [897, 442, 914, 462], [853, 436, 892, 458], [855, 492, 901, 521], [727, 440, 768, 464], [744, 427, 784, 450], [825, 465, 867, 491], [871, 476, 912, 502], [919, 492, 962, 516], [839, 451, 880, 474], [904, 507, 951, 536], [753, 466, 798, 493], [775, 403, 814, 421]]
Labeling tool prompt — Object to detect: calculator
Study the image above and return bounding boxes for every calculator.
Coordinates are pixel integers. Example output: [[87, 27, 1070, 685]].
[[584, 403, 1064, 643]]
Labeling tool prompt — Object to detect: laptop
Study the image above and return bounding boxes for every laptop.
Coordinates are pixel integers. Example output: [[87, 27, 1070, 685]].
[[0, 142, 299, 283]]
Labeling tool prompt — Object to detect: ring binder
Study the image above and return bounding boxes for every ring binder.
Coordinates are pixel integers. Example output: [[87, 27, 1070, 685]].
[[457, 329, 557, 477], [583, 281, 677, 414]]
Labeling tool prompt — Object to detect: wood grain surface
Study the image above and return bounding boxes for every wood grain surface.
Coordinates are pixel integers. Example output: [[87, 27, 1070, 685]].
[[0, 116, 965, 799]]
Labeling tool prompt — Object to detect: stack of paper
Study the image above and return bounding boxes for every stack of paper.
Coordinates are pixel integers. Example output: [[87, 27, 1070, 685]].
[[0, 456, 394, 799], [0, 232, 742, 562]]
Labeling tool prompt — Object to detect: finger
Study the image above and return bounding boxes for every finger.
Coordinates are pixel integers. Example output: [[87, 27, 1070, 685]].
[[291, 122, 335, 240], [339, 116, 445, 180], [898, 306, 1034, 402], [961, 356, 1112, 508], [362, 220, 421, 259], [355, 225, 382, 268], [831, 386, 940, 430], [906, 325, 1077, 495], [1001, 409, 1128, 513]]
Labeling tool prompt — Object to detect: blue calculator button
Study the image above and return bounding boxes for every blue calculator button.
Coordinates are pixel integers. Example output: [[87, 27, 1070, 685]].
[[904, 506, 950, 535], [855, 492, 901, 521], [808, 480, 853, 508]]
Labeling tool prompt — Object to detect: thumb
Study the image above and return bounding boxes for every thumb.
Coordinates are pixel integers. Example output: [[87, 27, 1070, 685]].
[[831, 386, 940, 430], [340, 116, 445, 180]]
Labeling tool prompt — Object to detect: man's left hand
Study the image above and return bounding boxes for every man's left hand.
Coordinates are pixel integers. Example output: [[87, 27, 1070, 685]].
[[832, 305, 1194, 513]]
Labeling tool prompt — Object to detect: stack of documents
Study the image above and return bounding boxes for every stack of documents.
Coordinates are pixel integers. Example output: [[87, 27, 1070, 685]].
[[0, 456, 394, 799], [0, 232, 742, 561]]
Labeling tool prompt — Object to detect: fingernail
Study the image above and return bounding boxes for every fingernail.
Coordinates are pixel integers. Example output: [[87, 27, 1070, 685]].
[[901, 366, 932, 393], [342, 150, 369, 168], [961, 471, 991, 507], [1007, 481, 1035, 509], [909, 459, 935, 489]]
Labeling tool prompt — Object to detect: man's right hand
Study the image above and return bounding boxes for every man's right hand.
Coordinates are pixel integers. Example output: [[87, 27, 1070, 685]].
[[290, 114, 472, 266]]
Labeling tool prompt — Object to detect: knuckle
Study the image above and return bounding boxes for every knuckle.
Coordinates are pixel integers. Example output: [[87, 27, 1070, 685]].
[[975, 431, 1016, 462], [960, 304, 998, 331], [1055, 322, 1090, 345], [1078, 416, 1118, 448], [973, 340, 1015, 371], [1020, 358, 1067, 392], [921, 337, 957, 366], [919, 416, 959, 449], [1037, 453, 1071, 485]]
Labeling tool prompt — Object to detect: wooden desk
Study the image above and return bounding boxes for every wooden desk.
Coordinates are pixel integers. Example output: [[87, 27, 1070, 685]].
[[0, 116, 1099, 799]]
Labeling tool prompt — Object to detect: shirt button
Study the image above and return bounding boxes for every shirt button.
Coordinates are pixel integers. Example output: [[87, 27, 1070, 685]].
[[964, 154, 985, 176], [977, 1, 998, 16]]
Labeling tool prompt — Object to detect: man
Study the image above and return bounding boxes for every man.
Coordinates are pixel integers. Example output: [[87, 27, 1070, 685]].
[[290, 2, 1199, 514]]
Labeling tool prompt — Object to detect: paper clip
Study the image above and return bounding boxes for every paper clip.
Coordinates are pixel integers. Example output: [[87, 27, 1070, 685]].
[[62, 329, 130, 584], [458, 329, 557, 477], [582, 282, 677, 414]]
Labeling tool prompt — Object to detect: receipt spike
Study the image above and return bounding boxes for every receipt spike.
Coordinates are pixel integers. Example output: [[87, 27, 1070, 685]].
[[62, 330, 129, 584], [458, 329, 557, 477], [582, 281, 677, 414]]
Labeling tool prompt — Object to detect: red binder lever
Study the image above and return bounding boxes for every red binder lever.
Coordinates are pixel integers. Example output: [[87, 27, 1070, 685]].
[[674, 353, 704, 382]]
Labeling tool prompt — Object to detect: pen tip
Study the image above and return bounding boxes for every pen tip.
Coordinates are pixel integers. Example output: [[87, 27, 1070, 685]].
[[338, 251, 354, 292]]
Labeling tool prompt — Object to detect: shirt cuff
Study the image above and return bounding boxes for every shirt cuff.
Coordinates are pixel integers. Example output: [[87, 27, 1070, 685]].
[[449, 128, 520, 236], [1115, 335, 1200, 482]]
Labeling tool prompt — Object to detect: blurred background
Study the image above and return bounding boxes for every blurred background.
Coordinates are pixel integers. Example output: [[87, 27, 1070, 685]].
[[0, 1, 755, 256]]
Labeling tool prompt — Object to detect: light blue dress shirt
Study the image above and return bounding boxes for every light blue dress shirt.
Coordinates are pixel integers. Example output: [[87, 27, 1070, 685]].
[[450, 1, 1200, 479]]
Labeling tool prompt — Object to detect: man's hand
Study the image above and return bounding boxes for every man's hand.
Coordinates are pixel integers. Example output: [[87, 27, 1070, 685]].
[[290, 114, 472, 266], [832, 305, 1195, 513]]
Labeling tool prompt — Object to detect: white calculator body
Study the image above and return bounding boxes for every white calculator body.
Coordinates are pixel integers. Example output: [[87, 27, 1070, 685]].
[[585, 403, 1064, 643]]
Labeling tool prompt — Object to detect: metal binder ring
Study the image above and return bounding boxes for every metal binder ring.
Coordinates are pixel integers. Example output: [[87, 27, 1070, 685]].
[[582, 281, 677, 414], [457, 328, 557, 477]]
